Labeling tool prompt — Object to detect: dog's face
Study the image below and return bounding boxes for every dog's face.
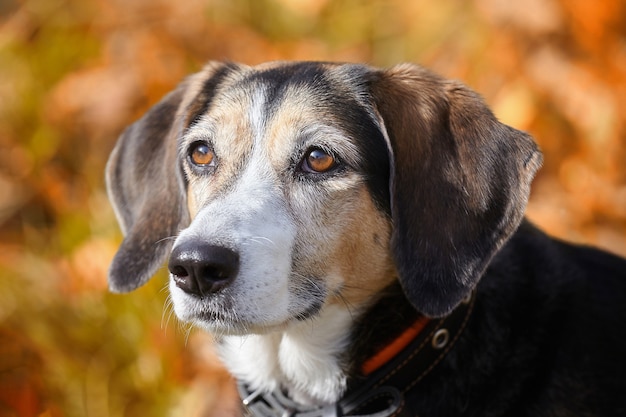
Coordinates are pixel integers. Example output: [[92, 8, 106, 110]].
[[106, 61, 542, 334], [170, 63, 395, 333]]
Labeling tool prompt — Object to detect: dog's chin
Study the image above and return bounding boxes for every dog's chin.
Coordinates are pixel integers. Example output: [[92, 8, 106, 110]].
[[193, 317, 288, 336], [178, 300, 325, 337]]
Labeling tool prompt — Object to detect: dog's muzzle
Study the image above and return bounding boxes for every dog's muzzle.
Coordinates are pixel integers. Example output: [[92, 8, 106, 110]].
[[168, 239, 240, 296]]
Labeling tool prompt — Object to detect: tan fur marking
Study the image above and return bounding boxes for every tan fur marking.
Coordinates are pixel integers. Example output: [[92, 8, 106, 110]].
[[184, 86, 259, 214], [327, 187, 395, 307]]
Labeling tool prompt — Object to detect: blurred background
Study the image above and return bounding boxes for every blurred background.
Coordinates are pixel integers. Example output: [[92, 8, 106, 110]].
[[1, 0, 625, 416]]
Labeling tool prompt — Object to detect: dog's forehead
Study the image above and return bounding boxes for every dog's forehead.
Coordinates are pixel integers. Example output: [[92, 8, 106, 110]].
[[221, 62, 372, 122], [187, 62, 376, 153], [242, 61, 371, 94]]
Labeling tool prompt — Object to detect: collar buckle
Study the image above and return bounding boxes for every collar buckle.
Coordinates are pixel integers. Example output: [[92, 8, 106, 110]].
[[238, 382, 402, 417]]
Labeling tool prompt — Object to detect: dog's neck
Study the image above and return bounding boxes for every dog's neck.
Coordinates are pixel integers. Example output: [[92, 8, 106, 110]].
[[217, 303, 355, 404], [216, 284, 419, 405]]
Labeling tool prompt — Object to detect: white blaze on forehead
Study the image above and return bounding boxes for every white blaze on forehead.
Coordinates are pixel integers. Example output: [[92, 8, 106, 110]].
[[249, 86, 269, 143]]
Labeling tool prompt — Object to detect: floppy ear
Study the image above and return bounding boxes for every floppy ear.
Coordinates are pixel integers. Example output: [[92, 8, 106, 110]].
[[106, 62, 244, 292], [370, 64, 542, 317], [106, 86, 189, 293]]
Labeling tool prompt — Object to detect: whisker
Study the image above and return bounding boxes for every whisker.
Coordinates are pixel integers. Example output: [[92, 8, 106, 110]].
[[161, 294, 178, 334], [176, 317, 189, 336], [184, 323, 194, 346], [155, 235, 179, 245], [336, 292, 357, 321], [161, 296, 171, 326], [241, 236, 276, 248], [339, 283, 384, 294]]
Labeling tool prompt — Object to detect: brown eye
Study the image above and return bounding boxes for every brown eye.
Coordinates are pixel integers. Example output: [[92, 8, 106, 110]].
[[189, 142, 215, 167], [303, 148, 337, 173]]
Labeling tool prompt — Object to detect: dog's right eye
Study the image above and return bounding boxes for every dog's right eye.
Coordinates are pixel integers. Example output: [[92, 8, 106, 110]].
[[301, 148, 338, 174], [189, 142, 216, 168]]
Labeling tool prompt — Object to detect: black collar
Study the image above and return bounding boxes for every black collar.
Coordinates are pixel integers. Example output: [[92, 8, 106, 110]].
[[238, 293, 475, 417]]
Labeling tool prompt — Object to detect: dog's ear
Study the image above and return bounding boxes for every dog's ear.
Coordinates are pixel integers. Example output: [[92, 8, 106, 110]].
[[106, 85, 190, 293], [369, 64, 542, 317]]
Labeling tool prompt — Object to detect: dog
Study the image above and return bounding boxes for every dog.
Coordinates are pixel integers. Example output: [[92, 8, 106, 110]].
[[106, 61, 626, 416]]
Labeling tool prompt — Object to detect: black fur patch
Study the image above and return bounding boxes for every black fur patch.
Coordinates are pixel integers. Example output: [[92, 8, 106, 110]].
[[185, 62, 240, 129]]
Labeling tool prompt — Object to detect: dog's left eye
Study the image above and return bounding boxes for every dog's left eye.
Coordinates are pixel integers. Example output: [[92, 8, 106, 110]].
[[301, 148, 337, 173], [189, 142, 216, 167]]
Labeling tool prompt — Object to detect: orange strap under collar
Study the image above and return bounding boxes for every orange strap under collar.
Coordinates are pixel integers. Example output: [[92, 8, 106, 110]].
[[360, 315, 431, 376]]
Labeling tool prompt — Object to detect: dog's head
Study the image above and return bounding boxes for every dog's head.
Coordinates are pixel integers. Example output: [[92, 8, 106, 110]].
[[106, 61, 541, 333]]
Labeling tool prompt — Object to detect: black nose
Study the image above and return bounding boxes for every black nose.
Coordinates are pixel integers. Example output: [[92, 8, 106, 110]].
[[168, 240, 239, 296]]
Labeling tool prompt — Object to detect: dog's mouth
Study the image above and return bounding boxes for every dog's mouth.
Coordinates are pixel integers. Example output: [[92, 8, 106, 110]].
[[191, 302, 325, 335], [173, 287, 327, 335]]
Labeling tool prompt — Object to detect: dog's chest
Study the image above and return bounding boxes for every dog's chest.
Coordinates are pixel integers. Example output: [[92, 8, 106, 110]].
[[216, 305, 355, 405]]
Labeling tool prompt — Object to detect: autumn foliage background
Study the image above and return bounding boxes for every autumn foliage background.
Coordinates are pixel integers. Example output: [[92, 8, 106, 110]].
[[1, 0, 625, 416]]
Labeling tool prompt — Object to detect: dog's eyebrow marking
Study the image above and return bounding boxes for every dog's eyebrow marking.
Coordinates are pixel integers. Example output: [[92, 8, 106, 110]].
[[185, 63, 240, 129], [182, 125, 216, 144]]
